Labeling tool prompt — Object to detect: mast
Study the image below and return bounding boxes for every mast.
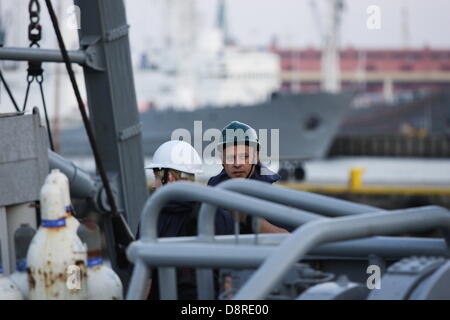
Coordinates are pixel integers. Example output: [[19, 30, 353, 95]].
[[216, 0, 230, 45], [401, 4, 410, 49], [321, 0, 344, 93], [74, 0, 149, 284]]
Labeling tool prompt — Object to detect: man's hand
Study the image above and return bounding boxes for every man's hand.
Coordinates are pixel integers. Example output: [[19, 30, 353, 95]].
[[144, 279, 152, 299], [258, 218, 289, 233]]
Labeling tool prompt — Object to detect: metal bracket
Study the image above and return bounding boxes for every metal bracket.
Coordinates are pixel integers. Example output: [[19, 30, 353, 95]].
[[79, 35, 105, 71], [93, 174, 122, 214], [84, 44, 104, 71], [105, 24, 129, 43], [119, 122, 142, 142]]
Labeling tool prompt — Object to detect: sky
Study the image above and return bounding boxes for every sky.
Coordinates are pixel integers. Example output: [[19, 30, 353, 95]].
[[1, 0, 450, 52], [227, 0, 450, 48], [124, 0, 450, 55]]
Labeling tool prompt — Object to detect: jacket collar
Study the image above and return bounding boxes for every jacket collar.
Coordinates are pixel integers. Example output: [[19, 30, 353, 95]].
[[208, 163, 280, 186]]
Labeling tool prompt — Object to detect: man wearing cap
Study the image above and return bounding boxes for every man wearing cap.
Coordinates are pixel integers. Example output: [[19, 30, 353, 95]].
[[208, 121, 291, 234]]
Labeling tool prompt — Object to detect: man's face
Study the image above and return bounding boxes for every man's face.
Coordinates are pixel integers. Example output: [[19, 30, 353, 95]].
[[222, 144, 258, 179], [152, 169, 176, 190]]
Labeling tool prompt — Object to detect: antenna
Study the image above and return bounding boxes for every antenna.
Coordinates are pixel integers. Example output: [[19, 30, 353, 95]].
[[216, 0, 230, 44], [401, 3, 410, 49], [321, 0, 344, 93], [355, 50, 367, 90]]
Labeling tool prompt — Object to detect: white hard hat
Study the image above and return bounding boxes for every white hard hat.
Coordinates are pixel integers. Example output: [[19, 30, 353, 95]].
[[145, 140, 203, 174]]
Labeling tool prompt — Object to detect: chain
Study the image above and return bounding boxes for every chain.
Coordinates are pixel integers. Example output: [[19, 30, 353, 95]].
[[23, 0, 43, 112], [28, 0, 42, 48], [22, 0, 54, 150], [26, 0, 44, 89]]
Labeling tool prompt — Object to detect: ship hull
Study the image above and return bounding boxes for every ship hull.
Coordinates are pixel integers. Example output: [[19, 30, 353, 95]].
[[61, 91, 354, 160]]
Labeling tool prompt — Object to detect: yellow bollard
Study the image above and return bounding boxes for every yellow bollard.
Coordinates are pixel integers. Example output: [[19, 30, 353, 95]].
[[349, 167, 365, 190], [417, 128, 427, 138]]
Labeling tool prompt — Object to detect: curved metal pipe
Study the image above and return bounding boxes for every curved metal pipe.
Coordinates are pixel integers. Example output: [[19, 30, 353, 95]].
[[131, 234, 450, 259], [218, 178, 379, 215], [136, 181, 322, 300], [138, 181, 322, 241], [235, 206, 450, 300], [126, 259, 150, 300], [198, 179, 382, 239], [48, 150, 97, 199], [127, 241, 273, 267]]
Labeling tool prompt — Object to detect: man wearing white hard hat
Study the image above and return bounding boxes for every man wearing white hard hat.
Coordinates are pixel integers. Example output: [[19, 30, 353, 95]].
[[139, 140, 234, 300], [146, 140, 203, 188]]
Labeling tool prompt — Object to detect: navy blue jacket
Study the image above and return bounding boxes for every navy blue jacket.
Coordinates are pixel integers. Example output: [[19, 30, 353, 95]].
[[142, 199, 234, 300], [207, 163, 294, 233]]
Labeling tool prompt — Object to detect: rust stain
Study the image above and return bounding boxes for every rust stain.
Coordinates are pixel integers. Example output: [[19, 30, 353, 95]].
[[44, 271, 50, 289], [75, 260, 84, 266], [75, 260, 87, 280], [33, 268, 69, 290], [27, 268, 36, 290]]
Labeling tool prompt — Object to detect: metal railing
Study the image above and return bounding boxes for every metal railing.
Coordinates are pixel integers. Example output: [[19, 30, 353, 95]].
[[127, 181, 323, 300], [126, 180, 450, 300], [196, 178, 382, 299], [235, 205, 450, 299], [153, 233, 449, 259]]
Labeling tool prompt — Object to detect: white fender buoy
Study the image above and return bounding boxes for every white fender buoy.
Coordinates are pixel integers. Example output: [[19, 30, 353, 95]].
[[0, 245, 23, 300], [45, 169, 80, 232], [78, 219, 123, 300], [9, 223, 36, 299], [0, 274, 23, 300], [27, 181, 88, 300]]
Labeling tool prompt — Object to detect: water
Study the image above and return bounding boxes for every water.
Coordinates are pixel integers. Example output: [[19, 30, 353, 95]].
[[68, 155, 450, 187]]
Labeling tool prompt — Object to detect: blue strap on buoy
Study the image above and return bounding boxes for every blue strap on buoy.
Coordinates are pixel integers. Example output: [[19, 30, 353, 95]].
[[16, 259, 27, 272], [41, 217, 66, 228], [0, 265, 3, 274], [88, 257, 103, 268]]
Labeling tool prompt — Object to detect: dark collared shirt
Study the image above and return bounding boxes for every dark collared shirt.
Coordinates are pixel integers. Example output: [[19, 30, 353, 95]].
[[207, 164, 294, 233]]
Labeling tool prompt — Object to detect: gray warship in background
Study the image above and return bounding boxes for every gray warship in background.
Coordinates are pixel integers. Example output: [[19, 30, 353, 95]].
[[60, 91, 354, 161]]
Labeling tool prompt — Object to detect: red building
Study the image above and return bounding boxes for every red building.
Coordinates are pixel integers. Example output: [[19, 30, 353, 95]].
[[272, 47, 450, 95]]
